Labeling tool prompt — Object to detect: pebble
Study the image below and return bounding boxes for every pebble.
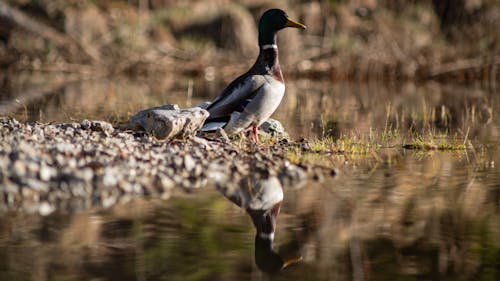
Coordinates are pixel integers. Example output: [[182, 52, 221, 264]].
[[91, 121, 114, 135], [38, 202, 55, 216], [184, 154, 196, 172], [80, 119, 91, 130]]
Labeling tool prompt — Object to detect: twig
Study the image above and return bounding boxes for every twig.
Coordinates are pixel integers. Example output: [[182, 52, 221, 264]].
[[0, 78, 81, 115], [427, 56, 500, 78]]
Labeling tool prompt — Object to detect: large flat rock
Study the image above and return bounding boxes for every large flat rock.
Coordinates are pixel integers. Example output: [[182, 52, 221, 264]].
[[118, 104, 209, 140]]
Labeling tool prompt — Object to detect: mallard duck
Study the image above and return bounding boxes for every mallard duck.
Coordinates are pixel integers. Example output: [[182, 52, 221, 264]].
[[219, 176, 301, 272], [200, 9, 306, 142]]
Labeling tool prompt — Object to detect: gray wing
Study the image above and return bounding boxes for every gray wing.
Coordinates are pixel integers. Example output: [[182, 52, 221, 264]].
[[207, 74, 267, 118]]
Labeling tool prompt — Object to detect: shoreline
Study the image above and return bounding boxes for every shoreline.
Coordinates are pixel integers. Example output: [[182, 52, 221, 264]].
[[0, 117, 314, 215]]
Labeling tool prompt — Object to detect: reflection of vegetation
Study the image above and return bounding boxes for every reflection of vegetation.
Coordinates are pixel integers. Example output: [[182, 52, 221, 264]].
[[0, 193, 255, 281], [133, 195, 253, 281], [469, 220, 500, 281], [363, 210, 499, 280], [142, 197, 247, 281]]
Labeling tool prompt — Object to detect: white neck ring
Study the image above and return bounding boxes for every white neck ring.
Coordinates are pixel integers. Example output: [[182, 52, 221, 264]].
[[259, 232, 275, 240], [261, 44, 278, 50]]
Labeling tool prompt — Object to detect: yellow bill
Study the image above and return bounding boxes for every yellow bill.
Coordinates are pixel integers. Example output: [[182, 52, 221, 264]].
[[285, 18, 306, 29]]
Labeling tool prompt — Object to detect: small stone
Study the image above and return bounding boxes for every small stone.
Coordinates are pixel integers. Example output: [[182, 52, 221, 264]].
[[69, 122, 81, 129], [33, 127, 44, 140], [103, 171, 118, 186], [79, 168, 94, 182], [330, 168, 338, 177], [12, 160, 27, 177], [184, 154, 196, 172], [65, 127, 75, 137], [259, 119, 289, 140], [157, 175, 175, 191], [56, 142, 74, 154], [160, 192, 171, 200], [299, 138, 311, 151], [172, 156, 183, 168], [91, 121, 114, 135], [120, 181, 133, 193], [182, 179, 192, 189], [102, 195, 117, 208], [279, 163, 307, 189], [38, 202, 55, 216], [80, 119, 91, 130], [206, 162, 230, 186], [133, 183, 143, 194], [312, 170, 324, 182], [39, 164, 56, 181], [44, 125, 57, 136], [191, 136, 212, 149], [193, 164, 203, 177]]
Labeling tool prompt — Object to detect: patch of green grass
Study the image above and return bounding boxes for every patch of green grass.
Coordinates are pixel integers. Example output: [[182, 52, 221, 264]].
[[404, 131, 467, 150], [306, 129, 402, 154], [282, 128, 468, 166], [283, 132, 384, 167]]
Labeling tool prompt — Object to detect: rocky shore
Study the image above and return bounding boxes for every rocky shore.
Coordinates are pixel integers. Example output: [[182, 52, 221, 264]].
[[0, 117, 312, 215]]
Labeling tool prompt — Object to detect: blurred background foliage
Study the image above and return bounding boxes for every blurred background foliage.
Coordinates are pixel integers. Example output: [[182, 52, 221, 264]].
[[0, 0, 498, 82]]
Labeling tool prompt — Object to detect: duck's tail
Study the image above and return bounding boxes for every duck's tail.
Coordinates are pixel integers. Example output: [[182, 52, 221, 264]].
[[200, 116, 230, 132]]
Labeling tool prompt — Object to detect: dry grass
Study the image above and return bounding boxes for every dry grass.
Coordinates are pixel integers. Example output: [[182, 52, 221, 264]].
[[281, 128, 469, 168]]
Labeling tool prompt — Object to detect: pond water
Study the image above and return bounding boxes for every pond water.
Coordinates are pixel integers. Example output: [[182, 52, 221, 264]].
[[0, 74, 499, 280], [2, 73, 497, 141]]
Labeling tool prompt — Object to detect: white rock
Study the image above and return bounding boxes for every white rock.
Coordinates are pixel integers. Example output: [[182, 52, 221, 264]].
[[184, 154, 196, 172], [118, 104, 209, 140], [38, 202, 55, 216], [39, 164, 56, 181]]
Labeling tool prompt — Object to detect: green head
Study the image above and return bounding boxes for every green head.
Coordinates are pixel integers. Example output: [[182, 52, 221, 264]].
[[258, 9, 306, 46], [254, 234, 303, 273]]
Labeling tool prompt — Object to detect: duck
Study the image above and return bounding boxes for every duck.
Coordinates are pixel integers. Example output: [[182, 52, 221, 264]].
[[218, 176, 302, 272], [200, 9, 306, 142]]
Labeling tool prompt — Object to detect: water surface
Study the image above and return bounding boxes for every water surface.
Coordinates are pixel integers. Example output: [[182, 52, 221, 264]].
[[0, 75, 499, 280], [1, 74, 497, 141], [1, 151, 498, 280]]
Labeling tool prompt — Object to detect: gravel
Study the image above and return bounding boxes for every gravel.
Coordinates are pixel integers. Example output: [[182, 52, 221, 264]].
[[0, 117, 312, 215]]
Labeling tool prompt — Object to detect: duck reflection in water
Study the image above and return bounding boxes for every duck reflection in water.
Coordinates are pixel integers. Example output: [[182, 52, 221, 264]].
[[217, 176, 302, 273]]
